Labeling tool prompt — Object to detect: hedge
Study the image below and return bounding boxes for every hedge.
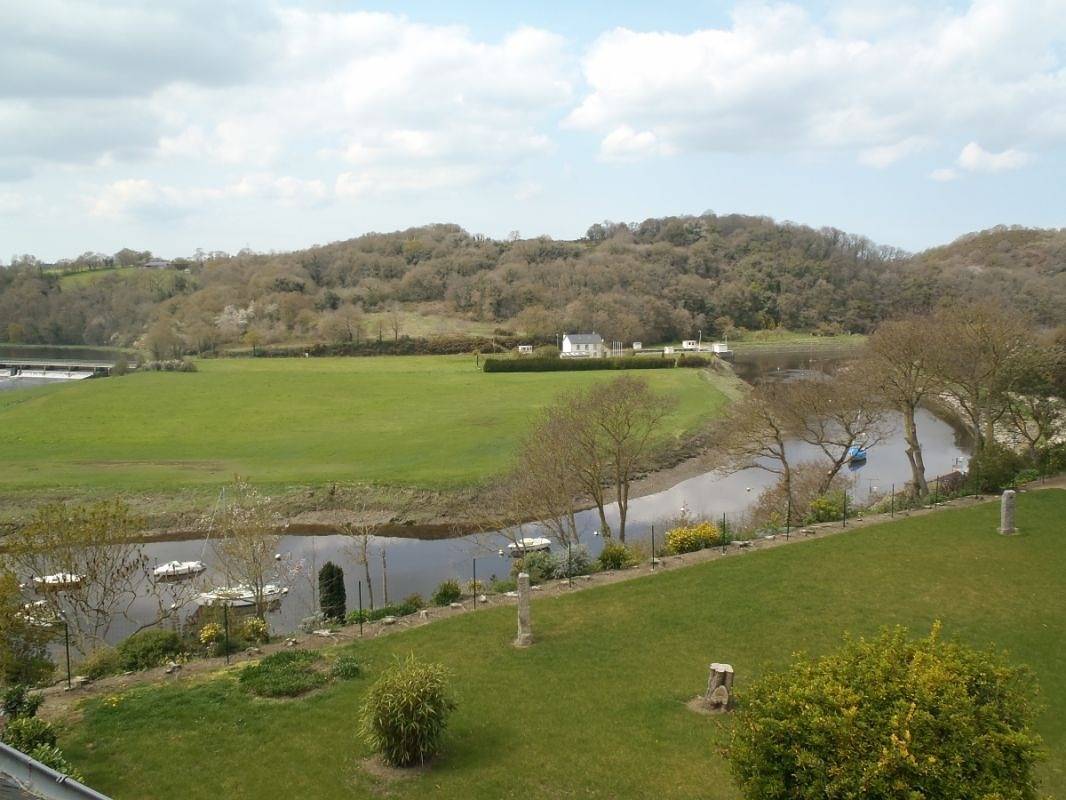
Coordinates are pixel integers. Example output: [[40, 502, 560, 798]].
[[483, 354, 713, 372]]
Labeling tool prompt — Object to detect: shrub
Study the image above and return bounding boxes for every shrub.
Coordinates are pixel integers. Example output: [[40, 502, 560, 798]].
[[345, 609, 367, 625], [1036, 442, 1066, 475], [198, 623, 224, 647], [402, 593, 425, 611], [360, 655, 456, 767], [489, 577, 517, 594], [804, 491, 846, 524], [27, 744, 84, 782], [664, 521, 720, 554], [511, 550, 555, 583], [432, 579, 462, 607], [1, 717, 57, 753], [598, 540, 638, 571], [79, 647, 122, 680], [330, 654, 362, 680], [241, 617, 270, 644], [238, 650, 327, 698], [1, 685, 43, 719], [552, 545, 594, 578], [318, 561, 347, 621], [969, 444, 1026, 493], [117, 629, 183, 671], [1015, 467, 1041, 485], [729, 624, 1042, 800]]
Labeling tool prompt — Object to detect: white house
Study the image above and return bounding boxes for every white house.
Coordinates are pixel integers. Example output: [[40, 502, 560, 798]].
[[561, 332, 606, 358], [517, 345, 534, 354]]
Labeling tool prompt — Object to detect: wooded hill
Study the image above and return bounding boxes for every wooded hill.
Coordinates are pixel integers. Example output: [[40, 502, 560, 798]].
[[2, 216, 1063, 352]]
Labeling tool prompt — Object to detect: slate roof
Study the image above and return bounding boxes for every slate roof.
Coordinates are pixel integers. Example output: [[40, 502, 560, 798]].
[[563, 333, 603, 345]]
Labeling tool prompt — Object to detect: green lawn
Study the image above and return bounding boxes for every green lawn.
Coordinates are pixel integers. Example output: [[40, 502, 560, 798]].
[[56, 266, 144, 288], [62, 490, 1066, 799], [0, 356, 728, 493]]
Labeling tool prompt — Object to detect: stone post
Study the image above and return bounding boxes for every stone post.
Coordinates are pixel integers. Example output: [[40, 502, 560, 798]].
[[999, 489, 1016, 535], [514, 572, 533, 647]]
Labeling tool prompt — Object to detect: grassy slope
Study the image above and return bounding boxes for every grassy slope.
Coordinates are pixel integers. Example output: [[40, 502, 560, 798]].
[[63, 491, 1066, 799], [0, 356, 727, 492], [56, 267, 144, 288]]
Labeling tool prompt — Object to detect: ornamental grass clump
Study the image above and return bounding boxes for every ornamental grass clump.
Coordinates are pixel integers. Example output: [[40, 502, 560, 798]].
[[664, 521, 720, 555], [360, 655, 456, 767]]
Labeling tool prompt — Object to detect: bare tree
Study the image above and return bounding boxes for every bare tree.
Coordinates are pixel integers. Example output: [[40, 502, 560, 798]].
[[719, 381, 797, 506], [387, 303, 402, 342], [0, 570, 57, 684], [786, 375, 890, 494], [1002, 344, 1066, 460], [210, 479, 282, 619], [865, 316, 942, 497], [4, 500, 150, 653], [932, 304, 1034, 450]]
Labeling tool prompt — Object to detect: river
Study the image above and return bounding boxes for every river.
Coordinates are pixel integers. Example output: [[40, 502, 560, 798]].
[[51, 349, 967, 644], [0, 345, 122, 392]]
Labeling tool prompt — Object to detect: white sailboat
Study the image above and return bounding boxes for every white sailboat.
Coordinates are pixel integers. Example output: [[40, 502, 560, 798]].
[[31, 572, 84, 591], [506, 537, 552, 556]]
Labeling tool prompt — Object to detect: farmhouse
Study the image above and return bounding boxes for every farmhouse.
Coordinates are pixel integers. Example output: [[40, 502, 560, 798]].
[[561, 332, 605, 358]]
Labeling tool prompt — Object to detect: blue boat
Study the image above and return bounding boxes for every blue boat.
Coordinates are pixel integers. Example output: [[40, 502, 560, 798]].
[[847, 445, 868, 464]]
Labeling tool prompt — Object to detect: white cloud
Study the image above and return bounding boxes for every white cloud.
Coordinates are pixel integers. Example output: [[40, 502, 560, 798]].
[[600, 126, 675, 161], [567, 1, 1066, 164], [930, 168, 960, 182], [956, 141, 1032, 173], [89, 173, 329, 220]]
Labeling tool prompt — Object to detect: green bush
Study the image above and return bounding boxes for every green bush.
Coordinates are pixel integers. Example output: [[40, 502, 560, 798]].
[[598, 540, 638, 571], [489, 577, 517, 594], [318, 561, 347, 621], [729, 625, 1042, 800], [969, 444, 1026, 493], [402, 593, 426, 611], [432, 579, 462, 607], [1036, 442, 1066, 475], [664, 521, 720, 554], [28, 744, 84, 782], [552, 545, 594, 578], [78, 647, 122, 680], [330, 654, 362, 680], [117, 629, 183, 671], [1015, 467, 1041, 485], [360, 655, 456, 767], [511, 550, 555, 583], [1, 717, 57, 753], [238, 650, 327, 698], [1, 685, 43, 719]]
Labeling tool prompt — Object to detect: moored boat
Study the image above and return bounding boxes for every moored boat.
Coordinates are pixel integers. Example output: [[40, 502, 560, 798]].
[[506, 537, 552, 556], [195, 583, 288, 607], [153, 560, 207, 580], [32, 573, 84, 591]]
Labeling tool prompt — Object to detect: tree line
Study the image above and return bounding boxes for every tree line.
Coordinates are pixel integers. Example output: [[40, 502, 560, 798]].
[[2, 216, 1062, 353]]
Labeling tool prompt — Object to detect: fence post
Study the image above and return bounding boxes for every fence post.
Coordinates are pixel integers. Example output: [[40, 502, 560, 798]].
[[650, 525, 655, 569], [842, 491, 848, 528], [223, 604, 230, 665], [890, 483, 895, 518], [358, 580, 364, 638]]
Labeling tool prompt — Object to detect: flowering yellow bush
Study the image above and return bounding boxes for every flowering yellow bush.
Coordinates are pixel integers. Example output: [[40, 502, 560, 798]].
[[198, 623, 223, 646], [241, 617, 270, 644], [665, 521, 720, 555]]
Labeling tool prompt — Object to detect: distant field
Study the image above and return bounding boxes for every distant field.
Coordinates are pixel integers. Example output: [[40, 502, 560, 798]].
[[62, 490, 1066, 799], [0, 355, 729, 493], [56, 266, 143, 288]]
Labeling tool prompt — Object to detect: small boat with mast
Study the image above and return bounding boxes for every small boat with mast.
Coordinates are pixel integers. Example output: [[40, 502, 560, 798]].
[[152, 560, 207, 581]]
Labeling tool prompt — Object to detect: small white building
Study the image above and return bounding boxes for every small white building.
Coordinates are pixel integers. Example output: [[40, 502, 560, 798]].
[[517, 345, 534, 354], [561, 332, 606, 358], [681, 340, 699, 351], [632, 341, 642, 351]]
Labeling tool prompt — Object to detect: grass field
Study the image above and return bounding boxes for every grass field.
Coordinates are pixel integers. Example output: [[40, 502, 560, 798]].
[[0, 355, 729, 494], [61, 490, 1066, 799]]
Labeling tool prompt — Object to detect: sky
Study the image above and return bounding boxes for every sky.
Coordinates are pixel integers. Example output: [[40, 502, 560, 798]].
[[2, 0, 1065, 262]]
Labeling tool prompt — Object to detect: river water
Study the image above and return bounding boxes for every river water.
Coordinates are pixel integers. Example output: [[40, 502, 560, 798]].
[[37, 349, 963, 644]]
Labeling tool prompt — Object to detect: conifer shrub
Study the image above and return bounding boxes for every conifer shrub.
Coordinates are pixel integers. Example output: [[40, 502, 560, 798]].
[[318, 561, 347, 621], [360, 655, 456, 767]]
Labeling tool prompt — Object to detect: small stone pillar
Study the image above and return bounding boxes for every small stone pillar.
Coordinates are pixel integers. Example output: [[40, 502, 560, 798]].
[[999, 489, 1016, 535], [514, 572, 533, 647], [704, 662, 734, 712]]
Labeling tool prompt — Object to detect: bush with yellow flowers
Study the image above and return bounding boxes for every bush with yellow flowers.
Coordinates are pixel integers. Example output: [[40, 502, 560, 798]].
[[664, 521, 720, 555]]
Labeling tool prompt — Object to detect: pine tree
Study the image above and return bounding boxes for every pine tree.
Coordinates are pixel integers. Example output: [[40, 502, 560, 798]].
[[318, 562, 347, 621]]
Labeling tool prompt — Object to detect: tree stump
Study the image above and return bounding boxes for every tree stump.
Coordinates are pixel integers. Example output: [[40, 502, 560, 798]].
[[688, 662, 735, 715]]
